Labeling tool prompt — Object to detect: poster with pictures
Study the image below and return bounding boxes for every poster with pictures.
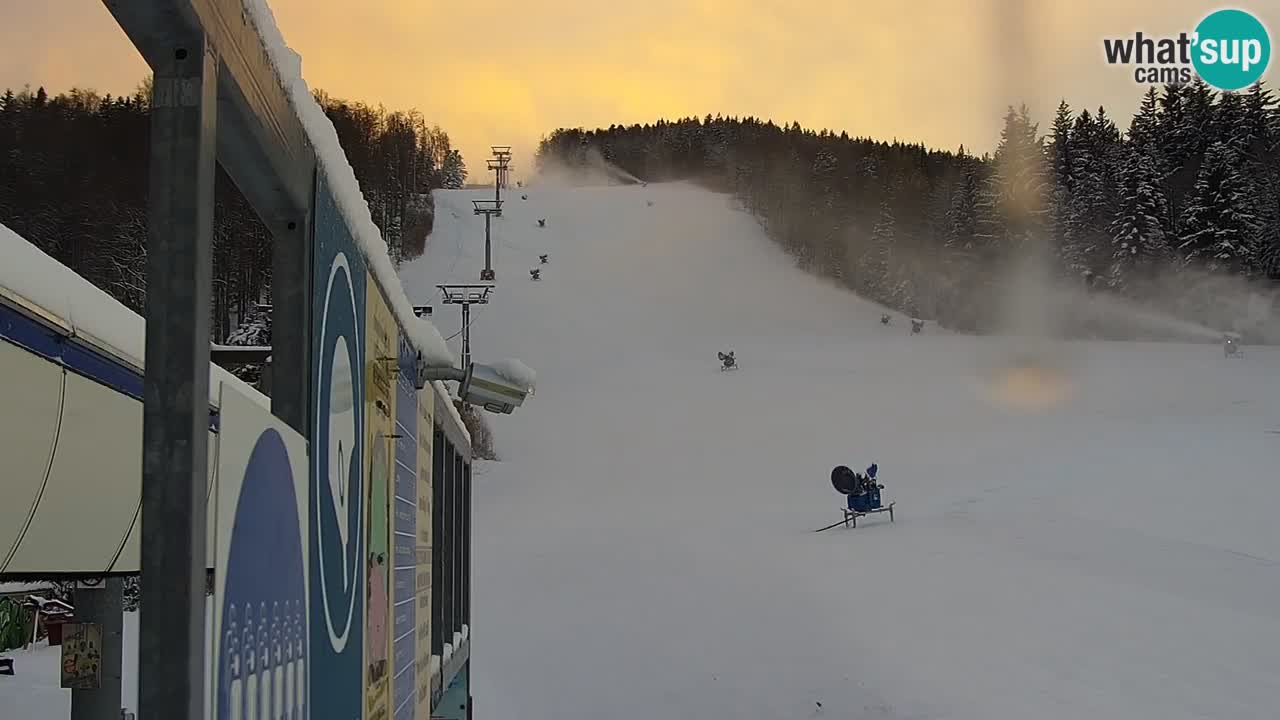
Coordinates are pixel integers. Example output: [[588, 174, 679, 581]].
[[363, 277, 396, 720], [212, 385, 309, 720]]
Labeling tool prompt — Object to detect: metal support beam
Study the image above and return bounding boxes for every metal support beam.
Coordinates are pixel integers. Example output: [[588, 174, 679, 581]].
[[270, 207, 313, 436], [138, 36, 217, 720], [472, 200, 501, 282], [102, 0, 314, 222], [483, 214, 492, 278], [463, 461, 471, 628], [431, 426, 446, 658], [70, 580, 124, 720], [460, 302, 471, 370], [453, 451, 463, 638], [210, 344, 273, 364]]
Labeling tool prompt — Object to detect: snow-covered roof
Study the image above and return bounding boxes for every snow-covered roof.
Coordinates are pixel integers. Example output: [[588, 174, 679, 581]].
[[242, 0, 454, 369], [0, 223, 265, 410]]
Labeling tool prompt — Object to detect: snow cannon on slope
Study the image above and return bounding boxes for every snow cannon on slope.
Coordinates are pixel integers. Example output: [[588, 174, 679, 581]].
[[521, 194, 528, 200], [539, 254, 549, 264], [910, 318, 924, 334], [717, 350, 737, 371], [818, 464, 894, 531], [537, 218, 546, 228], [1224, 332, 1242, 358], [881, 314, 891, 325], [530, 268, 542, 281]]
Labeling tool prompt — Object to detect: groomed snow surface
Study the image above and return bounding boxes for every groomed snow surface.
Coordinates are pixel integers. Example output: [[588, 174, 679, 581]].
[[400, 181, 1280, 720]]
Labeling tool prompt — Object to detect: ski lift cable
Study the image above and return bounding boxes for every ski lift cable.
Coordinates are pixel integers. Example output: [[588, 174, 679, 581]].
[[443, 304, 488, 342]]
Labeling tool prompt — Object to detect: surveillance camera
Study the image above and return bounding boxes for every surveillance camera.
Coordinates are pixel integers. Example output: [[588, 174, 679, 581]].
[[458, 362, 531, 414], [411, 359, 532, 413]]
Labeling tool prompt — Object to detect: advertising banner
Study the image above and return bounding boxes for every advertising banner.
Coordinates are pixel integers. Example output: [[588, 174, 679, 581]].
[[212, 384, 309, 720], [414, 372, 435, 718], [391, 334, 419, 720], [363, 276, 396, 720], [310, 170, 367, 720]]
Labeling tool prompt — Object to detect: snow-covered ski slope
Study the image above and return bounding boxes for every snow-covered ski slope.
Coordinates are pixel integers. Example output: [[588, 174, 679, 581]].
[[400, 181, 1280, 720]]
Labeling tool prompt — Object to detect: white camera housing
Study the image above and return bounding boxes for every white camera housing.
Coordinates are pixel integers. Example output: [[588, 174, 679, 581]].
[[414, 358, 532, 414], [458, 363, 531, 414]]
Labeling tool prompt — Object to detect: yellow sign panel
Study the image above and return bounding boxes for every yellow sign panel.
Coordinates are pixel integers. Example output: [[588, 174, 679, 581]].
[[60, 622, 103, 690], [364, 275, 395, 720]]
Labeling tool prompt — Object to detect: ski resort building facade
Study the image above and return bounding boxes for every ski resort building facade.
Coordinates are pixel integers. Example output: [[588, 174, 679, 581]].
[[0, 1, 479, 718]]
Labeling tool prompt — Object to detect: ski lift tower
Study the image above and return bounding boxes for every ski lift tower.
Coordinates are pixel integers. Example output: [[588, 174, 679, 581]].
[[489, 145, 512, 203], [473, 199, 503, 281], [437, 283, 494, 369]]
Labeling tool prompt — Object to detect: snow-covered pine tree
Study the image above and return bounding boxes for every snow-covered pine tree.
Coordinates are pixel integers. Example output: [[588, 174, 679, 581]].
[[809, 149, 846, 279], [946, 160, 980, 251], [1165, 78, 1218, 229], [1213, 90, 1248, 155], [976, 105, 1047, 257], [1048, 100, 1074, 191], [1063, 109, 1117, 281], [1251, 84, 1280, 280], [1257, 188, 1280, 279], [1109, 151, 1170, 290], [861, 199, 896, 303], [1046, 101, 1075, 260], [1241, 82, 1277, 159], [441, 149, 467, 189], [1128, 87, 1162, 158], [1178, 142, 1261, 273]]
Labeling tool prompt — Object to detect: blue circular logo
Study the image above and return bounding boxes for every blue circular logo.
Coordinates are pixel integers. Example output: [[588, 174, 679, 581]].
[[314, 252, 364, 655], [218, 430, 307, 720], [1192, 9, 1271, 91]]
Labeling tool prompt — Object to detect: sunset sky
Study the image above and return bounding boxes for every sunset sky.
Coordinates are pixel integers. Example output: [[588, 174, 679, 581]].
[[1, 1, 1274, 179]]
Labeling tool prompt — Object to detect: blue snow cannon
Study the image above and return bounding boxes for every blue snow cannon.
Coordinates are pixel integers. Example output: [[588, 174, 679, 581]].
[[847, 482, 882, 513], [825, 463, 895, 530]]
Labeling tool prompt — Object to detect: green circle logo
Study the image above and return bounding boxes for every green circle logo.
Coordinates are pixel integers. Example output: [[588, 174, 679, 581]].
[[1192, 9, 1271, 91]]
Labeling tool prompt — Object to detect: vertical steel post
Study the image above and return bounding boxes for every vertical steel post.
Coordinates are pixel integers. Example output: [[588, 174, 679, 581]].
[[431, 426, 446, 658], [462, 461, 471, 628], [460, 302, 471, 370], [70, 580, 124, 720], [270, 203, 314, 436], [483, 214, 492, 278], [453, 452, 464, 639], [139, 35, 217, 720]]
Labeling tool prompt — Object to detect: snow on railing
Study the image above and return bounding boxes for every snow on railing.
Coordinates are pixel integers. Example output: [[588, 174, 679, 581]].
[[434, 381, 472, 444]]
